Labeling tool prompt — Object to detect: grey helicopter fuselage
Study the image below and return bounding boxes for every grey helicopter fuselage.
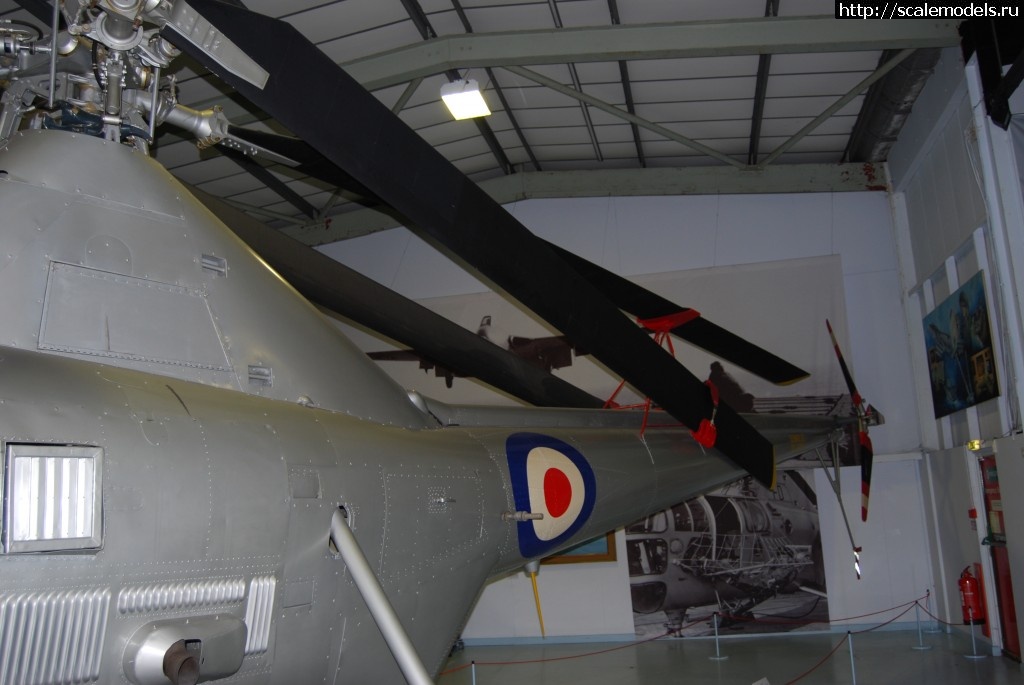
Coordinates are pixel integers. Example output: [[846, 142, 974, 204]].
[[0, 128, 834, 684]]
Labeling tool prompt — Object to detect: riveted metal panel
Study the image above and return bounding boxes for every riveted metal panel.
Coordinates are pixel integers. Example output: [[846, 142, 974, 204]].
[[39, 262, 232, 372], [379, 467, 487, 582]]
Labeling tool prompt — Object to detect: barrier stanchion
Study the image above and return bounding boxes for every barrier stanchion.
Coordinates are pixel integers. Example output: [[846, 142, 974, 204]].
[[440, 592, 937, 684], [709, 612, 729, 661], [924, 590, 942, 634], [964, 606, 987, 660], [912, 602, 932, 651], [847, 632, 857, 685]]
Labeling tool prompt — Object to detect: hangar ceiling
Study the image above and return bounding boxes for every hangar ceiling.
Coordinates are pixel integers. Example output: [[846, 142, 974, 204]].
[[0, 1, 961, 246]]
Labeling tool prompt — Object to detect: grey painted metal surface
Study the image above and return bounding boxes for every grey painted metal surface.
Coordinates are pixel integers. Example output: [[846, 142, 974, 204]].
[[279, 164, 890, 244], [342, 18, 961, 91], [0, 129, 429, 430], [329, 509, 435, 685]]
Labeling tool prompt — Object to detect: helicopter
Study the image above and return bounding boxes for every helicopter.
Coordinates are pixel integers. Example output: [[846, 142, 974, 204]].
[[627, 471, 824, 636], [0, 2, 842, 684]]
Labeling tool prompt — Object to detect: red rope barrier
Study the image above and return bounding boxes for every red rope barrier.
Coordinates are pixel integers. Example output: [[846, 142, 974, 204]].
[[438, 624, 691, 676], [720, 592, 928, 628], [783, 633, 849, 685], [850, 602, 918, 635], [439, 593, 935, 681], [915, 600, 960, 627]]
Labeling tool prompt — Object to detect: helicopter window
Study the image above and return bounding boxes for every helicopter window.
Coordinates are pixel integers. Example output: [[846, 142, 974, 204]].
[[626, 511, 667, 534], [707, 496, 741, 534], [683, 534, 714, 562], [630, 582, 667, 614], [626, 538, 668, 576], [736, 500, 770, 533], [673, 502, 711, 532], [688, 501, 711, 532], [672, 504, 692, 530]]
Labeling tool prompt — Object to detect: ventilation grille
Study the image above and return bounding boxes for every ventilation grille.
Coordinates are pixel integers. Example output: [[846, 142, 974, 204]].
[[118, 578, 246, 615], [247, 365, 273, 387], [244, 575, 276, 655], [3, 444, 102, 553], [0, 588, 110, 685], [201, 254, 228, 277]]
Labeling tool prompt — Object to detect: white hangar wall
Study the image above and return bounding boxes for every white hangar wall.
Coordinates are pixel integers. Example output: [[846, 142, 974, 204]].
[[321, 187, 931, 640], [886, 45, 1024, 652]]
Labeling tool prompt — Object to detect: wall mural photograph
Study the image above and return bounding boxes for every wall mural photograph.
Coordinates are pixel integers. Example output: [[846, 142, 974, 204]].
[[627, 469, 829, 638]]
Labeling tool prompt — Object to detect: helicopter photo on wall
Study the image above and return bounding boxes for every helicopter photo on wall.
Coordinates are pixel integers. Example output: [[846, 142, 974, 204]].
[[627, 468, 828, 638]]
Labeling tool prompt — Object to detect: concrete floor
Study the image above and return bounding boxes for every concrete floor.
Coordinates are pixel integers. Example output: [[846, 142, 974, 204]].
[[440, 629, 1023, 684]]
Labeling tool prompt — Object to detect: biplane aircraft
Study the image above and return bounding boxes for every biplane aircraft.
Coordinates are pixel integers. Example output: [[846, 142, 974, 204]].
[[367, 315, 585, 388], [0, 2, 844, 684]]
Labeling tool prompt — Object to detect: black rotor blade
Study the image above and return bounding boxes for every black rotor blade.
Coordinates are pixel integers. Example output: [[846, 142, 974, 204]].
[[163, 1, 776, 486], [190, 185, 604, 410], [543, 241, 809, 385]]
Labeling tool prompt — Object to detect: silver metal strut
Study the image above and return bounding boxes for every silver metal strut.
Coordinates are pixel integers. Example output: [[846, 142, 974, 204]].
[[329, 508, 435, 685]]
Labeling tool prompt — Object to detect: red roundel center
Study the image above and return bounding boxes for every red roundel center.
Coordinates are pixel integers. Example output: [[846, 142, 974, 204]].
[[543, 468, 573, 518]]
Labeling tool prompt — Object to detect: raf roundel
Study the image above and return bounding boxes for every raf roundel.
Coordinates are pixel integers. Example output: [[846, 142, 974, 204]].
[[506, 433, 597, 558]]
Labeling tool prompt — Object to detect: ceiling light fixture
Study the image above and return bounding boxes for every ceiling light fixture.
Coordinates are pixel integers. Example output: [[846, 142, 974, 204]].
[[440, 79, 491, 120]]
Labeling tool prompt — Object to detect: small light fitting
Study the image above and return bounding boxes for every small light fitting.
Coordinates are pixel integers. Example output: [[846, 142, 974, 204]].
[[440, 79, 491, 120]]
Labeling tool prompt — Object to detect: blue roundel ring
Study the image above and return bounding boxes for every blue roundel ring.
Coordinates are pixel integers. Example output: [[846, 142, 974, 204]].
[[506, 432, 597, 558]]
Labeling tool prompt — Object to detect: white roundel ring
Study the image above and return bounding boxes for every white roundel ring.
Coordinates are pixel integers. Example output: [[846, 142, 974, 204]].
[[526, 446, 587, 541], [506, 432, 596, 558]]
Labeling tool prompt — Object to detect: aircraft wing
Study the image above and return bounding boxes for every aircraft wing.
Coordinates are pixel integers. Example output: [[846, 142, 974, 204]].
[[368, 334, 578, 380], [506, 335, 578, 372]]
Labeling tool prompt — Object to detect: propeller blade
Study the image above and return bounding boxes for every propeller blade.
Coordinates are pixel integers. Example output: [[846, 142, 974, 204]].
[[163, 1, 777, 486], [826, 319, 874, 521], [858, 431, 874, 523], [544, 241, 810, 385]]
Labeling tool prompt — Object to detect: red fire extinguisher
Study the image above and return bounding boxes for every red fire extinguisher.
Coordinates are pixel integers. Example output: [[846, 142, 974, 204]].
[[959, 566, 986, 625]]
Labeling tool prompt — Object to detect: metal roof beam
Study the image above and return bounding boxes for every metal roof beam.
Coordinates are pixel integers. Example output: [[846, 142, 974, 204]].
[[343, 17, 960, 91], [504, 65, 744, 168], [280, 163, 889, 246], [747, 0, 780, 165], [607, 0, 645, 167], [761, 47, 914, 164]]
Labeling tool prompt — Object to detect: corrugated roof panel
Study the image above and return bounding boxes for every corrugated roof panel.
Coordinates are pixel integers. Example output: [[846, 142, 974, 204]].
[[0, 0, 931, 224], [460, 3, 557, 32], [321, 21, 424, 64], [628, 56, 761, 81], [282, 1, 410, 45]]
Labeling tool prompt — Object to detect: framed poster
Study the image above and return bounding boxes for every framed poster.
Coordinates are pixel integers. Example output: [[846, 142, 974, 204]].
[[922, 271, 999, 418], [542, 531, 616, 565]]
